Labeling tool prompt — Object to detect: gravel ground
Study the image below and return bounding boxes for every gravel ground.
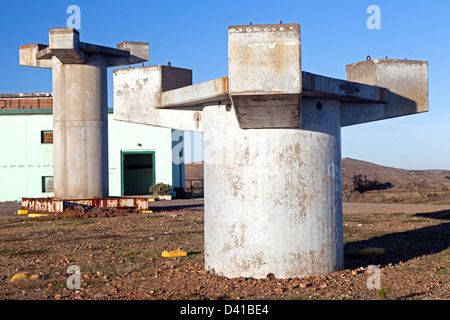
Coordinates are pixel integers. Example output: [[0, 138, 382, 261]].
[[0, 201, 449, 301], [0, 202, 22, 218]]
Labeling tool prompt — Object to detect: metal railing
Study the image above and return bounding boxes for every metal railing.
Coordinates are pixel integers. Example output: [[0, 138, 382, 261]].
[[185, 179, 204, 195]]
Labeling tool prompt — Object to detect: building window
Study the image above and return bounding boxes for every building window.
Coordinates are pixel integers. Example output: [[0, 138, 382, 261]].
[[42, 176, 54, 193], [41, 130, 53, 144]]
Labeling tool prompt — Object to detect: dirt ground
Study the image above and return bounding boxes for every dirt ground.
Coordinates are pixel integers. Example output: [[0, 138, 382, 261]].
[[0, 200, 449, 301]]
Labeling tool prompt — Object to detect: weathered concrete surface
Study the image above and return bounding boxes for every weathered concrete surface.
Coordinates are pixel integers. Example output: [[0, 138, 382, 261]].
[[203, 98, 343, 278], [19, 44, 53, 69], [21, 28, 148, 68], [228, 24, 301, 129], [20, 28, 148, 68], [116, 41, 149, 65], [302, 72, 388, 103], [141, 68, 398, 129], [20, 28, 149, 199], [343, 59, 428, 126], [156, 77, 229, 110], [114, 65, 206, 132], [52, 59, 108, 199], [47, 28, 84, 64]]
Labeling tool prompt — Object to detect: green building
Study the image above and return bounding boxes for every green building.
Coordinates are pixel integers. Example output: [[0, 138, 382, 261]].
[[0, 93, 184, 202]]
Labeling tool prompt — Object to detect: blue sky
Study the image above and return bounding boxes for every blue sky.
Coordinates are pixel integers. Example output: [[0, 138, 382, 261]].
[[1, 0, 449, 169]]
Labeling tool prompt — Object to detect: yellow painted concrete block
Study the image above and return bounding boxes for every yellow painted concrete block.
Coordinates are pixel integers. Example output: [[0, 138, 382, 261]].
[[17, 209, 28, 215], [10, 272, 30, 282], [28, 274, 39, 281], [161, 250, 187, 258], [28, 213, 50, 218]]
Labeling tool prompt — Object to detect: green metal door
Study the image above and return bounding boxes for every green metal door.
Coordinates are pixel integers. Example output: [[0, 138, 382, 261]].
[[121, 151, 155, 196]]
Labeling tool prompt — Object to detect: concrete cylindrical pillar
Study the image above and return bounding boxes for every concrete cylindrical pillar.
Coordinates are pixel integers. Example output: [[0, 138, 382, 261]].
[[203, 98, 343, 279], [52, 59, 109, 199]]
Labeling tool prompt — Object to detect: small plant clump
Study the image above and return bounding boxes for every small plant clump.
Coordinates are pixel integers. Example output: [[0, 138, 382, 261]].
[[377, 285, 391, 300], [149, 183, 172, 195]]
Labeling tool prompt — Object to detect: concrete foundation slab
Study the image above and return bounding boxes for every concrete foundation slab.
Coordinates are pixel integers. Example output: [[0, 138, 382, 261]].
[[22, 197, 149, 214]]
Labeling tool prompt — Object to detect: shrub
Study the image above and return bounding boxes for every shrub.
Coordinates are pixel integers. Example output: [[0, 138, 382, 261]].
[[378, 285, 391, 300], [342, 189, 354, 202], [352, 175, 393, 193], [374, 193, 386, 202], [173, 187, 189, 199], [418, 191, 437, 199], [149, 183, 172, 195], [403, 180, 428, 191]]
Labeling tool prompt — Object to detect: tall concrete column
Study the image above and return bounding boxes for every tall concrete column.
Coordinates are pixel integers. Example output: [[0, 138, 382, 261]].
[[203, 98, 343, 278], [20, 28, 148, 199], [52, 60, 108, 199]]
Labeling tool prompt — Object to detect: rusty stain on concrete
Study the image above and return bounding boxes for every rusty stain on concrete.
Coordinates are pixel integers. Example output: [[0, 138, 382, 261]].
[[22, 197, 149, 213]]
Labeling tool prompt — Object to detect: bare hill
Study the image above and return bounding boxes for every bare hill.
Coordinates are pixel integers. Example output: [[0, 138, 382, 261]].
[[185, 161, 203, 181], [184, 161, 204, 194], [184, 158, 450, 193], [342, 158, 450, 190]]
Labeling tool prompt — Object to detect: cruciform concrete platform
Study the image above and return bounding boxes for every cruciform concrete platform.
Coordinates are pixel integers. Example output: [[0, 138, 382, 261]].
[[113, 23, 428, 279], [20, 28, 149, 200]]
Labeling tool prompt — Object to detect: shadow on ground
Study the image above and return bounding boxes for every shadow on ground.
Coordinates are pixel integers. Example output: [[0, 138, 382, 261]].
[[344, 210, 450, 269], [414, 209, 450, 221]]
